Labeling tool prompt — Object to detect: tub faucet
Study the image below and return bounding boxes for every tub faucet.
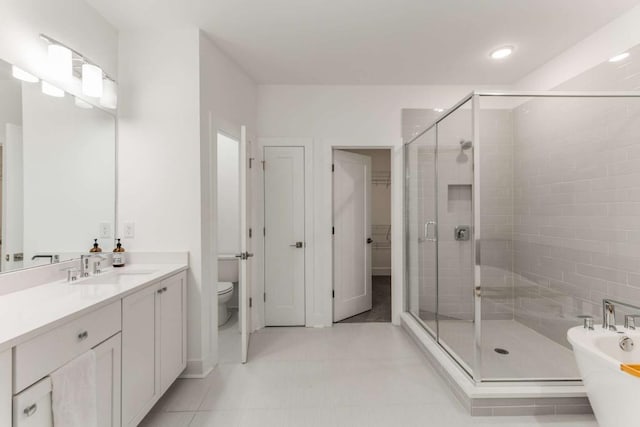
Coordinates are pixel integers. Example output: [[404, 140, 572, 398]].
[[603, 300, 617, 331]]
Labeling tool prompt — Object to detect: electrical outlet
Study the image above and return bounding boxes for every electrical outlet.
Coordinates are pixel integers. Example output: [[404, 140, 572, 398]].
[[99, 222, 112, 238], [123, 222, 135, 238]]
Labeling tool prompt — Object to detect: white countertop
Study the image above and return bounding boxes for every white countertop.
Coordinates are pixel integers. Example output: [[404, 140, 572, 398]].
[[0, 263, 188, 353]]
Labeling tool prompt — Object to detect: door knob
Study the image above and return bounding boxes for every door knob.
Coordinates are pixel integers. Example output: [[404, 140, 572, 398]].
[[367, 238, 373, 244], [289, 242, 303, 248]]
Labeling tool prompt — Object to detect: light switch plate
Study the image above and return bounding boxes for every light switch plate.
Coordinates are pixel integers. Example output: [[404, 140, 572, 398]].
[[99, 222, 112, 238], [123, 222, 135, 238]]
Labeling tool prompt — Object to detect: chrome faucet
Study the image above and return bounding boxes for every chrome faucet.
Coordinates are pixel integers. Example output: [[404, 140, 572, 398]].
[[80, 253, 107, 277], [603, 299, 617, 331]]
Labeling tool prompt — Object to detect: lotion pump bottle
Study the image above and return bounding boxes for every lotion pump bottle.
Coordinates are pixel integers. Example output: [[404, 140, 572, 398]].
[[113, 238, 126, 268], [90, 238, 102, 253]]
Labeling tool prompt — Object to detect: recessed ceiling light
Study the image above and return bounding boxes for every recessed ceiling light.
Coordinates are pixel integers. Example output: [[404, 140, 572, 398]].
[[609, 52, 630, 63], [433, 108, 444, 113], [490, 46, 513, 60]]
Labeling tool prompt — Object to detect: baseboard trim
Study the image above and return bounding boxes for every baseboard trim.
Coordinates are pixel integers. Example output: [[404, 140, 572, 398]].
[[180, 359, 214, 379]]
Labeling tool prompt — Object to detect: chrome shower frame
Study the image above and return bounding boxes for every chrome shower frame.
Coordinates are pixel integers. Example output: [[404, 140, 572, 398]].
[[403, 90, 640, 384]]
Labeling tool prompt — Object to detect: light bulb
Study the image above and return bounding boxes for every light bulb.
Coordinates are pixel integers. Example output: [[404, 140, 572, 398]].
[[11, 66, 39, 83], [490, 47, 513, 60], [41, 81, 64, 97], [99, 79, 117, 109], [74, 97, 93, 109], [82, 64, 103, 97], [48, 44, 72, 81]]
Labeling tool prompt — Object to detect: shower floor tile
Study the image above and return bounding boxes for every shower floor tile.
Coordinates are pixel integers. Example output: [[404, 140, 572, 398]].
[[436, 319, 581, 380]]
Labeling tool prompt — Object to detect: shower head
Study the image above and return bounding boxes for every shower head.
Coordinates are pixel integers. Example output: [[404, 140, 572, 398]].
[[460, 140, 473, 150]]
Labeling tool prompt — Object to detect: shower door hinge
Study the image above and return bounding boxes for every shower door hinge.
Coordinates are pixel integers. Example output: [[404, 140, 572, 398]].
[[264, 292, 266, 302], [261, 160, 265, 170], [332, 164, 335, 172], [249, 157, 254, 169], [249, 297, 253, 308], [332, 290, 335, 299], [332, 226, 335, 235], [249, 228, 252, 238], [263, 227, 266, 236]]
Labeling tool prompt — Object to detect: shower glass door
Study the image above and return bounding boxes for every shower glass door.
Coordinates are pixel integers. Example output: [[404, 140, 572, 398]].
[[405, 127, 437, 337], [434, 101, 475, 377]]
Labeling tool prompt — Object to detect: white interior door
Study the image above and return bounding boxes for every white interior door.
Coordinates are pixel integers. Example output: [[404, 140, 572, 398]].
[[239, 126, 253, 363], [264, 146, 305, 326], [2, 124, 23, 271], [333, 150, 372, 322]]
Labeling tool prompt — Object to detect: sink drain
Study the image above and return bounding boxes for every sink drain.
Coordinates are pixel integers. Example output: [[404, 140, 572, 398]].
[[494, 348, 509, 355]]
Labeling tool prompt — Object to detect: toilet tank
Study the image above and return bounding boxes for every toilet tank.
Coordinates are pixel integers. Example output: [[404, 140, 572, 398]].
[[218, 256, 239, 282]]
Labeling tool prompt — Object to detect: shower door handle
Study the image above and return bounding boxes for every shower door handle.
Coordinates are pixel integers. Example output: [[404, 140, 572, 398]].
[[424, 221, 437, 242]]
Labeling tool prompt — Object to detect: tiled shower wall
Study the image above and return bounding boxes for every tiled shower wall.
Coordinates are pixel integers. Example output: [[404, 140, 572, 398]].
[[511, 97, 640, 346]]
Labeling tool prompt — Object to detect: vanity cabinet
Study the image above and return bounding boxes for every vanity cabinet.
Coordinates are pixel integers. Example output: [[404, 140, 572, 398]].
[[0, 350, 11, 427], [11, 301, 122, 427], [95, 333, 122, 427], [122, 271, 187, 427]]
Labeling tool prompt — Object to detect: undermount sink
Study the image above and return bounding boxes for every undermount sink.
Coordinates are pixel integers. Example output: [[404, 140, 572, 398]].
[[76, 269, 158, 285]]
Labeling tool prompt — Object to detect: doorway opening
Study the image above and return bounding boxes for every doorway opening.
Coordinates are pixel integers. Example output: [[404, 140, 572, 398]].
[[333, 148, 392, 323], [216, 131, 242, 363]]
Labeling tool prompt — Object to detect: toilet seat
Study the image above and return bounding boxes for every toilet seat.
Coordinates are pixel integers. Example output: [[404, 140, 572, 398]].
[[217, 281, 233, 295]]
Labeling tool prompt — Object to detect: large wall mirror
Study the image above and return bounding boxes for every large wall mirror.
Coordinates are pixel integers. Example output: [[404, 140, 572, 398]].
[[0, 57, 115, 273]]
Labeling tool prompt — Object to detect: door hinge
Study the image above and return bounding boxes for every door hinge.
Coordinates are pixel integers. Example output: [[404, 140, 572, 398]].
[[264, 292, 266, 302], [249, 157, 254, 169], [249, 228, 252, 238], [332, 226, 335, 235], [261, 160, 265, 170], [263, 227, 266, 236], [249, 297, 253, 308], [332, 290, 335, 298], [332, 164, 335, 172]]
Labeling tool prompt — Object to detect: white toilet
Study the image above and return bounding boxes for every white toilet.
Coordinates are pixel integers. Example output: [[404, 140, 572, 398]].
[[217, 256, 238, 327], [217, 281, 234, 326]]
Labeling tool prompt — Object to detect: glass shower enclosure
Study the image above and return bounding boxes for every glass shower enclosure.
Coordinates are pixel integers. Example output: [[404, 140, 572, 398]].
[[405, 91, 640, 383]]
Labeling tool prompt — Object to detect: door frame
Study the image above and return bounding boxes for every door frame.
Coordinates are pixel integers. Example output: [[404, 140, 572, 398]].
[[256, 138, 314, 329], [331, 147, 392, 323]]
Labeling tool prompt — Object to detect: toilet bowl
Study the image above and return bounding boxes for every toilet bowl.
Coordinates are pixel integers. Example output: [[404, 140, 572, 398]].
[[217, 281, 234, 326]]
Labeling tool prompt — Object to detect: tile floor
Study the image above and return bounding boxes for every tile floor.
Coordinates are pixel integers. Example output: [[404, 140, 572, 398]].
[[141, 323, 598, 427]]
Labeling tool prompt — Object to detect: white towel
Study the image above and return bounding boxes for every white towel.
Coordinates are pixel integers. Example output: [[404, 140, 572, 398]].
[[50, 350, 98, 427]]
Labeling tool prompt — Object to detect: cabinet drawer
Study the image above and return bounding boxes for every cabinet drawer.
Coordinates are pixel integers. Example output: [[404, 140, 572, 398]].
[[12, 377, 52, 427], [13, 301, 121, 393]]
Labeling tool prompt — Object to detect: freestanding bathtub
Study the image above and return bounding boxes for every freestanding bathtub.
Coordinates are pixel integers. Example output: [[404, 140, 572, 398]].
[[568, 325, 640, 427]]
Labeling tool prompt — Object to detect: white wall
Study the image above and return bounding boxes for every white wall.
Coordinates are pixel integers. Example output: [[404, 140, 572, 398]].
[[117, 28, 208, 375], [256, 84, 497, 326], [0, 80, 22, 144], [0, 0, 117, 98], [216, 133, 240, 256]]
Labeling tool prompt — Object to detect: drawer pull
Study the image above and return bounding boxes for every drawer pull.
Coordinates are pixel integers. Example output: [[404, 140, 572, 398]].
[[157, 287, 168, 294], [24, 403, 37, 417], [157, 289, 163, 294], [77, 331, 89, 341]]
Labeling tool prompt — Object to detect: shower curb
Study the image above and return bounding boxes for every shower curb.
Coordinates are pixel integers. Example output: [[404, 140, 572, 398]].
[[400, 313, 593, 416]]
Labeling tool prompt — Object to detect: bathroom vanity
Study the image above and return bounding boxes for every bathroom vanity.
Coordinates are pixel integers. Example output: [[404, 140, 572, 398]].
[[0, 263, 188, 427]]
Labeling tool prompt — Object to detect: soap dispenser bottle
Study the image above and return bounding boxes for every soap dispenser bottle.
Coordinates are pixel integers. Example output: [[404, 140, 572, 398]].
[[90, 238, 102, 253], [112, 238, 126, 268]]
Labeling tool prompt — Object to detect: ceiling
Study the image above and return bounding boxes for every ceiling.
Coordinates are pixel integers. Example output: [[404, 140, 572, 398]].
[[85, 0, 640, 85]]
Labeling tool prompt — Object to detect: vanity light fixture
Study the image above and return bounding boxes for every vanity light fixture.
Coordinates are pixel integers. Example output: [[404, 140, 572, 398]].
[[11, 66, 39, 83], [490, 46, 513, 60], [41, 81, 64, 98], [40, 33, 117, 108], [609, 52, 630, 63], [74, 97, 93, 109], [82, 64, 103, 97], [48, 44, 73, 81]]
